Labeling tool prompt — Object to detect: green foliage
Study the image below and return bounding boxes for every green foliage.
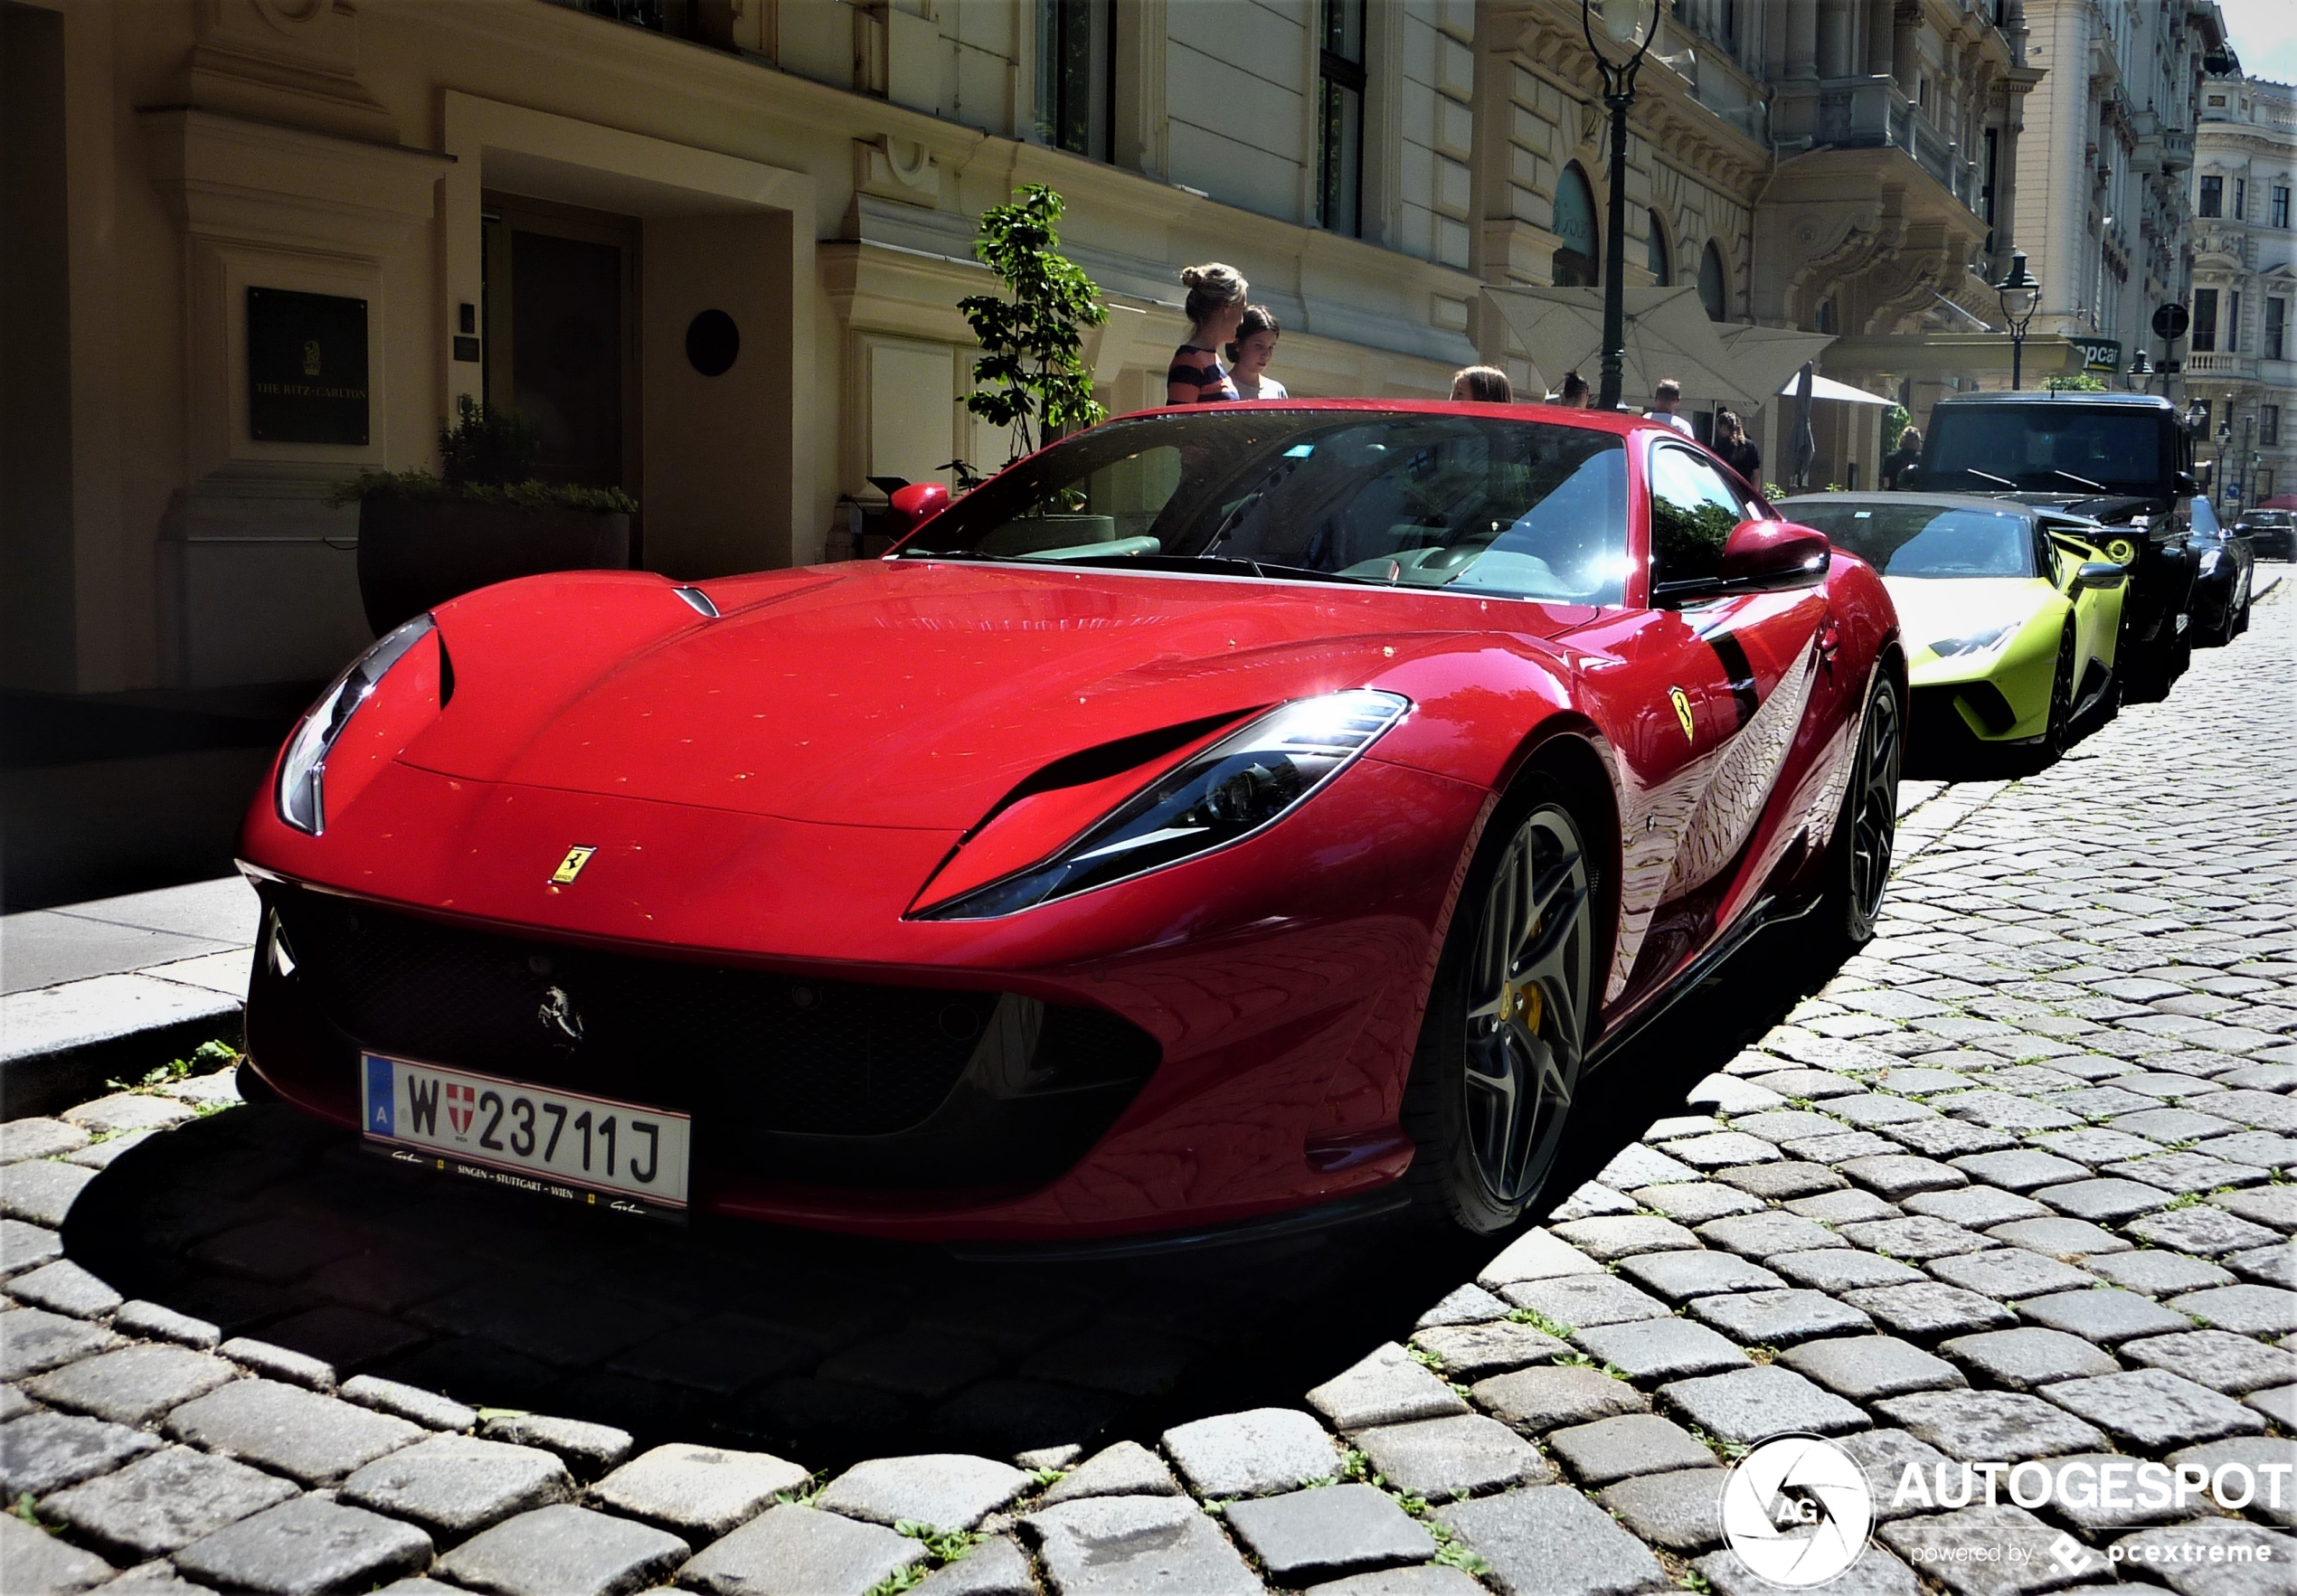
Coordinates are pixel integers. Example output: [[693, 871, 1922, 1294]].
[[893, 1523, 982, 1563], [331, 395, 637, 514], [958, 184, 1109, 466], [1681, 1568, 1714, 1591], [110, 1039, 241, 1095], [1505, 1307, 1575, 1338], [11, 1493, 48, 1531], [1883, 403, 1911, 444], [1763, 481, 1789, 502], [2045, 371, 2109, 392]]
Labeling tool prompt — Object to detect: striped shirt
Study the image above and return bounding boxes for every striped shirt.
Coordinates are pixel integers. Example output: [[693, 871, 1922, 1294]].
[[1167, 345, 1239, 404]]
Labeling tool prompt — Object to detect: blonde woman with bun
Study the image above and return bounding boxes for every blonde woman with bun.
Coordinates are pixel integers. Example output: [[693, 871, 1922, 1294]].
[[1226, 307, 1287, 399], [1167, 263, 1249, 404]]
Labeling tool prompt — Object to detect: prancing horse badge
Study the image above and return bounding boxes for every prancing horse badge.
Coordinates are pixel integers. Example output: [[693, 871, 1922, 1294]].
[[1668, 687, 1695, 745], [550, 845, 597, 885]]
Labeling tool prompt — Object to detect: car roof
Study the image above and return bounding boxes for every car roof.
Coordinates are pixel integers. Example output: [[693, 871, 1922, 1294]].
[[1775, 492, 2037, 519], [1932, 392, 2172, 411], [1099, 399, 1671, 439]]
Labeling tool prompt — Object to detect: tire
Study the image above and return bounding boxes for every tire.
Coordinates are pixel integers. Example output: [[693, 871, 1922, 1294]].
[[1798, 669, 1903, 963], [1400, 777, 1601, 1234], [2044, 623, 2077, 755]]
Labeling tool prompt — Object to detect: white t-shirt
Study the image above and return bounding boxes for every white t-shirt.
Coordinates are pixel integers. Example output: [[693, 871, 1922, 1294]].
[[1647, 410, 1695, 437], [1237, 375, 1289, 399]]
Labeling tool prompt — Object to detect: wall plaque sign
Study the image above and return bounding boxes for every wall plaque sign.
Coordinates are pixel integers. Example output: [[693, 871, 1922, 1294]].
[[248, 287, 369, 445]]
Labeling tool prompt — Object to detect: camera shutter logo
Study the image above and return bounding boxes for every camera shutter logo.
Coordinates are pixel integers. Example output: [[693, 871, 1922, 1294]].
[[1720, 1435, 1874, 1587]]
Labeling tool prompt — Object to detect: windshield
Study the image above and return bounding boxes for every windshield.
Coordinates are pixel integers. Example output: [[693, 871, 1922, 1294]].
[[1782, 502, 2037, 579], [901, 411, 1631, 606], [1926, 406, 2167, 496]]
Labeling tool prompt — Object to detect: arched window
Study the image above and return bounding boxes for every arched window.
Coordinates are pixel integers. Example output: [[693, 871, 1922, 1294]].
[[1698, 240, 1728, 320], [1552, 166, 1600, 288], [1647, 209, 1670, 284]]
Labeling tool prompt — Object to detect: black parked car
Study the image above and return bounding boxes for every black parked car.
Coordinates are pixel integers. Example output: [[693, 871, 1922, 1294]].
[[2239, 509, 2294, 562], [1913, 392, 2199, 702], [2188, 495, 2254, 647]]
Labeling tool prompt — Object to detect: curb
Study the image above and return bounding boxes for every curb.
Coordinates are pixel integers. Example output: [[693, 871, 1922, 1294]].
[[1, 994, 244, 1117]]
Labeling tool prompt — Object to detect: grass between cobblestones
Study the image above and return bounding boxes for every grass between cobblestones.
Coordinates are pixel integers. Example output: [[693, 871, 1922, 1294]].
[[0, 589, 2290, 1595]]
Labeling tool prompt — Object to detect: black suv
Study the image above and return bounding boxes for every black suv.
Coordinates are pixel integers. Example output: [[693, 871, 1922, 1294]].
[[1914, 392, 2200, 701]]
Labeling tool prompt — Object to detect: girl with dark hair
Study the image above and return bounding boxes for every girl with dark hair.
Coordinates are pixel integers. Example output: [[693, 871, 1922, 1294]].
[[1558, 370, 1590, 407], [1450, 366, 1514, 403], [1715, 410, 1763, 484], [1167, 264, 1249, 405], [1226, 306, 1287, 399]]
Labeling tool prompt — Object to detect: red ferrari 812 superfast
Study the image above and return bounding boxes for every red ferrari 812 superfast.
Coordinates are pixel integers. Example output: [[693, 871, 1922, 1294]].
[[239, 401, 1903, 1242]]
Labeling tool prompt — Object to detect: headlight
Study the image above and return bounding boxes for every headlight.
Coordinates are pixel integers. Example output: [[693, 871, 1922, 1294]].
[[1924, 621, 2019, 660], [915, 689, 1410, 919], [276, 615, 436, 836]]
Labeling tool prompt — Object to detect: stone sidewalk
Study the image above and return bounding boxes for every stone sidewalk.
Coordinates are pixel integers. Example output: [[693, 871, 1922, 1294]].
[[0, 593, 2291, 1596]]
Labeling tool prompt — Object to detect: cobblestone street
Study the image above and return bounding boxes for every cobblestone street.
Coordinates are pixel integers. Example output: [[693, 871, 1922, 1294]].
[[2, 588, 2292, 1596]]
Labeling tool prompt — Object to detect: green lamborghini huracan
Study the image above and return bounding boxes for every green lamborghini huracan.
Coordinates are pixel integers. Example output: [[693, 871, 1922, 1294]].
[[1778, 494, 2129, 757]]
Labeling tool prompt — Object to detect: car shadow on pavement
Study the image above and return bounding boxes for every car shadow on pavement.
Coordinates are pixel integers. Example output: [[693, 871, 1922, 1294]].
[[62, 919, 1839, 1471]]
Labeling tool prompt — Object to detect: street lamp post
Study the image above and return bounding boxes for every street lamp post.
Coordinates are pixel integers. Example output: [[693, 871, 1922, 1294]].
[[1582, 0, 1659, 412], [2217, 416, 2233, 512], [1995, 250, 2041, 390], [2128, 349, 2152, 393]]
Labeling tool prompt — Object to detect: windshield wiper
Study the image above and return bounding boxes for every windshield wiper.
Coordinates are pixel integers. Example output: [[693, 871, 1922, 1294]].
[[2051, 469, 2107, 492], [897, 547, 1026, 562], [1054, 551, 1382, 586], [1959, 467, 2018, 488]]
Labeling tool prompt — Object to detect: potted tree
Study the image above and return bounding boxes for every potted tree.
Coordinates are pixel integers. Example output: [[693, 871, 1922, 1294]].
[[334, 397, 636, 635], [941, 185, 1114, 549]]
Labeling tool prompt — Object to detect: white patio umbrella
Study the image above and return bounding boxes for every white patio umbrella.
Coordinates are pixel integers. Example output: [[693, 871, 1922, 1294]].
[[1777, 371, 1892, 405], [1484, 285, 1757, 409], [1712, 326, 1836, 404]]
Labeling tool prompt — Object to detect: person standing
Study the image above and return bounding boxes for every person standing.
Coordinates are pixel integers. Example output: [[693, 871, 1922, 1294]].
[[1645, 378, 1694, 436], [1167, 264, 1249, 405], [1882, 426, 1923, 488], [1557, 371, 1590, 407], [1715, 409, 1763, 486], [1227, 307, 1288, 398], [1451, 366, 1514, 402]]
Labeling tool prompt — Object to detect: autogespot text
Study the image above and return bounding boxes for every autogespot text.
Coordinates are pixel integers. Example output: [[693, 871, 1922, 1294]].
[[1892, 1457, 2292, 1519]]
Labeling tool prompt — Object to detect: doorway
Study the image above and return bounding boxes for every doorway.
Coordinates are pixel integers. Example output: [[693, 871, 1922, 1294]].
[[480, 194, 641, 497]]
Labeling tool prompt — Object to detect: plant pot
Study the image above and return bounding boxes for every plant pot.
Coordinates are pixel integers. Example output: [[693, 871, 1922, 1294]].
[[356, 497, 632, 636]]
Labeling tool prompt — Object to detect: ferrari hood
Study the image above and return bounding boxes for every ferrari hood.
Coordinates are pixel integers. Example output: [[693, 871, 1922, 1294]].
[[401, 562, 1584, 830], [1885, 577, 2054, 662]]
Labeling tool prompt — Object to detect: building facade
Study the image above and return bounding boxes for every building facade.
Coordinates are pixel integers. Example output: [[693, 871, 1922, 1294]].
[[2013, 0, 2228, 390], [2188, 67, 2297, 515], [6, 0, 2053, 708]]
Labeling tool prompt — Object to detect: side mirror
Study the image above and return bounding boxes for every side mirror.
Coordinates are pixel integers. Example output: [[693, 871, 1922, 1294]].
[[1719, 520, 1831, 590], [2176, 470, 2202, 495], [1655, 521, 1831, 604], [2074, 561, 2127, 590], [889, 481, 950, 536]]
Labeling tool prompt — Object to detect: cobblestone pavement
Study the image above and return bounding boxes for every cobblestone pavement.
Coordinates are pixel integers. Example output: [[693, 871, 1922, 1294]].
[[3, 589, 2292, 1596]]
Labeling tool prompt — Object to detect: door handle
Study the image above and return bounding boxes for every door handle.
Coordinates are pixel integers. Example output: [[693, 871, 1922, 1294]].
[[1817, 620, 1842, 667]]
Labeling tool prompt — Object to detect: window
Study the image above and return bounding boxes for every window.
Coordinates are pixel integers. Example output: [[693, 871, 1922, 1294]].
[[1782, 504, 2037, 579], [2265, 405, 2283, 447], [2231, 291, 2243, 351], [1649, 445, 1748, 587], [1552, 165, 1600, 288], [1315, 0, 1366, 236], [1698, 241, 1727, 321], [2235, 178, 2246, 220], [2193, 288, 2218, 352], [2199, 175, 2223, 218], [2270, 297, 2287, 361], [1036, 0, 1111, 161], [2275, 185, 2292, 229], [1647, 210, 1670, 284], [906, 411, 1633, 606], [1981, 127, 2000, 250], [2261, 468, 2277, 500]]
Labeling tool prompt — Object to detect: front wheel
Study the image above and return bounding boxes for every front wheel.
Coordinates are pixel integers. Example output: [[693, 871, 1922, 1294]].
[[2043, 622, 2077, 756], [1401, 781, 1599, 1235], [1799, 671, 1902, 963]]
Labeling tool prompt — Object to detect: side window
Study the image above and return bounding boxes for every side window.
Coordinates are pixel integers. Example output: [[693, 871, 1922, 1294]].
[[1649, 446, 1748, 585]]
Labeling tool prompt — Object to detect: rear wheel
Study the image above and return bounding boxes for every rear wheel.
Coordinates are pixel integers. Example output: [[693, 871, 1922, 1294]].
[[2043, 623, 2077, 755], [1401, 780, 1598, 1234], [1799, 671, 1902, 962]]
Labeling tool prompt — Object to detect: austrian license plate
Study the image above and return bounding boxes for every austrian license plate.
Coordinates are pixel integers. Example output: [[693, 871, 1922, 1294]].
[[361, 1053, 690, 1217]]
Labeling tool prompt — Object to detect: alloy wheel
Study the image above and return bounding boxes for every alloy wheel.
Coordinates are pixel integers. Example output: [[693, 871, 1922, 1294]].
[[2046, 625, 2077, 752], [1848, 684, 1902, 930], [1460, 805, 1593, 1208]]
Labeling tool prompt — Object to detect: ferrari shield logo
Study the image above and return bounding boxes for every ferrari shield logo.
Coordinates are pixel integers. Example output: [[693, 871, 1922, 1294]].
[[1668, 686, 1696, 745], [446, 1082, 477, 1138], [550, 845, 597, 885]]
